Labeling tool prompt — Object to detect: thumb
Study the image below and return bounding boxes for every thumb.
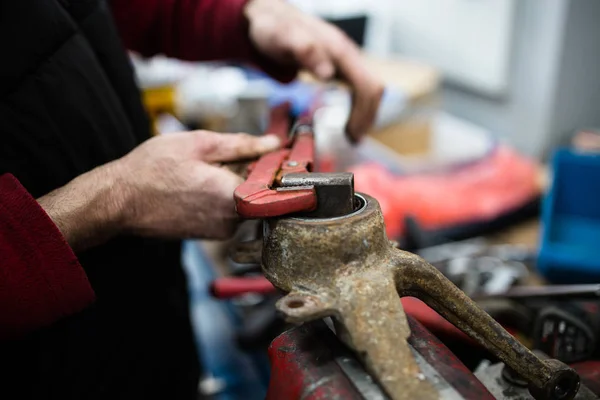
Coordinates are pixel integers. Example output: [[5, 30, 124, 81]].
[[201, 133, 281, 163]]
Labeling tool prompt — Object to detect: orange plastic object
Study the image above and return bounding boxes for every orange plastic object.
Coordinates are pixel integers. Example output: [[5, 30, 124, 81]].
[[350, 147, 540, 238]]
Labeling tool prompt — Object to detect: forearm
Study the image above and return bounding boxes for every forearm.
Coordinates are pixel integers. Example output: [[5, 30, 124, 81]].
[[109, 0, 296, 82], [36, 129, 282, 251], [38, 161, 127, 253]]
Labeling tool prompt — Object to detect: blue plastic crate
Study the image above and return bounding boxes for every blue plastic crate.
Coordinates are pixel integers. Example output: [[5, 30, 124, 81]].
[[538, 149, 600, 283]]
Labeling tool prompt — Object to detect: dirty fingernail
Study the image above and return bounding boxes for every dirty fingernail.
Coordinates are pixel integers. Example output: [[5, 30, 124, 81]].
[[260, 134, 281, 151]]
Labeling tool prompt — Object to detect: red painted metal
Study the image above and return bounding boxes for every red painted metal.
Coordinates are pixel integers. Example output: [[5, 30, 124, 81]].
[[234, 147, 317, 218], [209, 277, 277, 299], [266, 321, 366, 400], [266, 317, 495, 399], [277, 133, 314, 177], [234, 124, 317, 218], [210, 276, 274, 298]]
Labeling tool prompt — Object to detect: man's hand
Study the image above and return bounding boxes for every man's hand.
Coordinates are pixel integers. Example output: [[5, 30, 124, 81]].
[[245, 0, 384, 141], [38, 131, 280, 251]]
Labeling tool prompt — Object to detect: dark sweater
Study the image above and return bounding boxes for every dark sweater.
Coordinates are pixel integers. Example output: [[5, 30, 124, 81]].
[[0, 0, 292, 398]]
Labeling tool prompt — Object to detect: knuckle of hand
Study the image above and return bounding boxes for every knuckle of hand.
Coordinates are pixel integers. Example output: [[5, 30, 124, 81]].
[[234, 133, 260, 154], [327, 28, 352, 49], [189, 130, 209, 143], [372, 83, 385, 100], [296, 41, 316, 60], [262, 23, 285, 48], [199, 139, 220, 157], [191, 129, 209, 136], [233, 132, 253, 142], [331, 28, 350, 45], [328, 41, 348, 60]]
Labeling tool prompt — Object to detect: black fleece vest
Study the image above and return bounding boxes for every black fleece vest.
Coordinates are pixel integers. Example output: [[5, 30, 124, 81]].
[[0, 1, 199, 398]]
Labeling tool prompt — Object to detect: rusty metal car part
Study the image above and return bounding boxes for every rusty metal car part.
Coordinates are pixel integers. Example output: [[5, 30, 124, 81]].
[[256, 193, 580, 400]]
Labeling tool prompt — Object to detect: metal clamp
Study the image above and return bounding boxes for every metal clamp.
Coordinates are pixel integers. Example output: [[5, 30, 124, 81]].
[[234, 122, 317, 218]]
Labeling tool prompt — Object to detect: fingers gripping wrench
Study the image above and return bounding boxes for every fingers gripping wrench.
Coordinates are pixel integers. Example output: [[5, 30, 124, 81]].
[[234, 119, 354, 219]]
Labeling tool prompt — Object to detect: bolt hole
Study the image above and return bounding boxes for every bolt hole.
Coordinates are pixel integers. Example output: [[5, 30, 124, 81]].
[[554, 384, 567, 399], [554, 376, 574, 399], [554, 382, 567, 399], [287, 300, 304, 309]]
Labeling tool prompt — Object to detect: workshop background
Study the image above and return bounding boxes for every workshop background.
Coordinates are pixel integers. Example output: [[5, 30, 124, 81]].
[[134, 0, 600, 399]]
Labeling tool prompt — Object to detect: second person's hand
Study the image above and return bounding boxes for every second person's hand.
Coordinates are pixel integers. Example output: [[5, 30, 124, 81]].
[[245, 0, 384, 142]]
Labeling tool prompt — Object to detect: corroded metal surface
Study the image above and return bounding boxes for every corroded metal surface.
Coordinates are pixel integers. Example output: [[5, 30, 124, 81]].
[[261, 194, 580, 400], [262, 194, 437, 399], [393, 250, 580, 400]]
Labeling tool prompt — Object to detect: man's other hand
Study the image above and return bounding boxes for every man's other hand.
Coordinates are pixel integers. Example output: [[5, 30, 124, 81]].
[[245, 0, 384, 141]]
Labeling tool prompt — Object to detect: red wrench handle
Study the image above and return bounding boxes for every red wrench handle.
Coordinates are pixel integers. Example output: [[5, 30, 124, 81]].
[[234, 114, 317, 218]]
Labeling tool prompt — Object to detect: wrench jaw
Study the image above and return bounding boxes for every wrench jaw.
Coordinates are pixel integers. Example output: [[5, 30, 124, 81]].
[[261, 193, 581, 400]]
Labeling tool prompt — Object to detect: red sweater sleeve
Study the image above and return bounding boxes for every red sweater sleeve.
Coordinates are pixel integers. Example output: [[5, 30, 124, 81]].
[[109, 0, 297, 82], [0, 174, 94, 340]]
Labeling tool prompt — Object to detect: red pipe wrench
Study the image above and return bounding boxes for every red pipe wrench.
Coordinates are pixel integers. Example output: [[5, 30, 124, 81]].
[[234, 112, 318, 218]]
